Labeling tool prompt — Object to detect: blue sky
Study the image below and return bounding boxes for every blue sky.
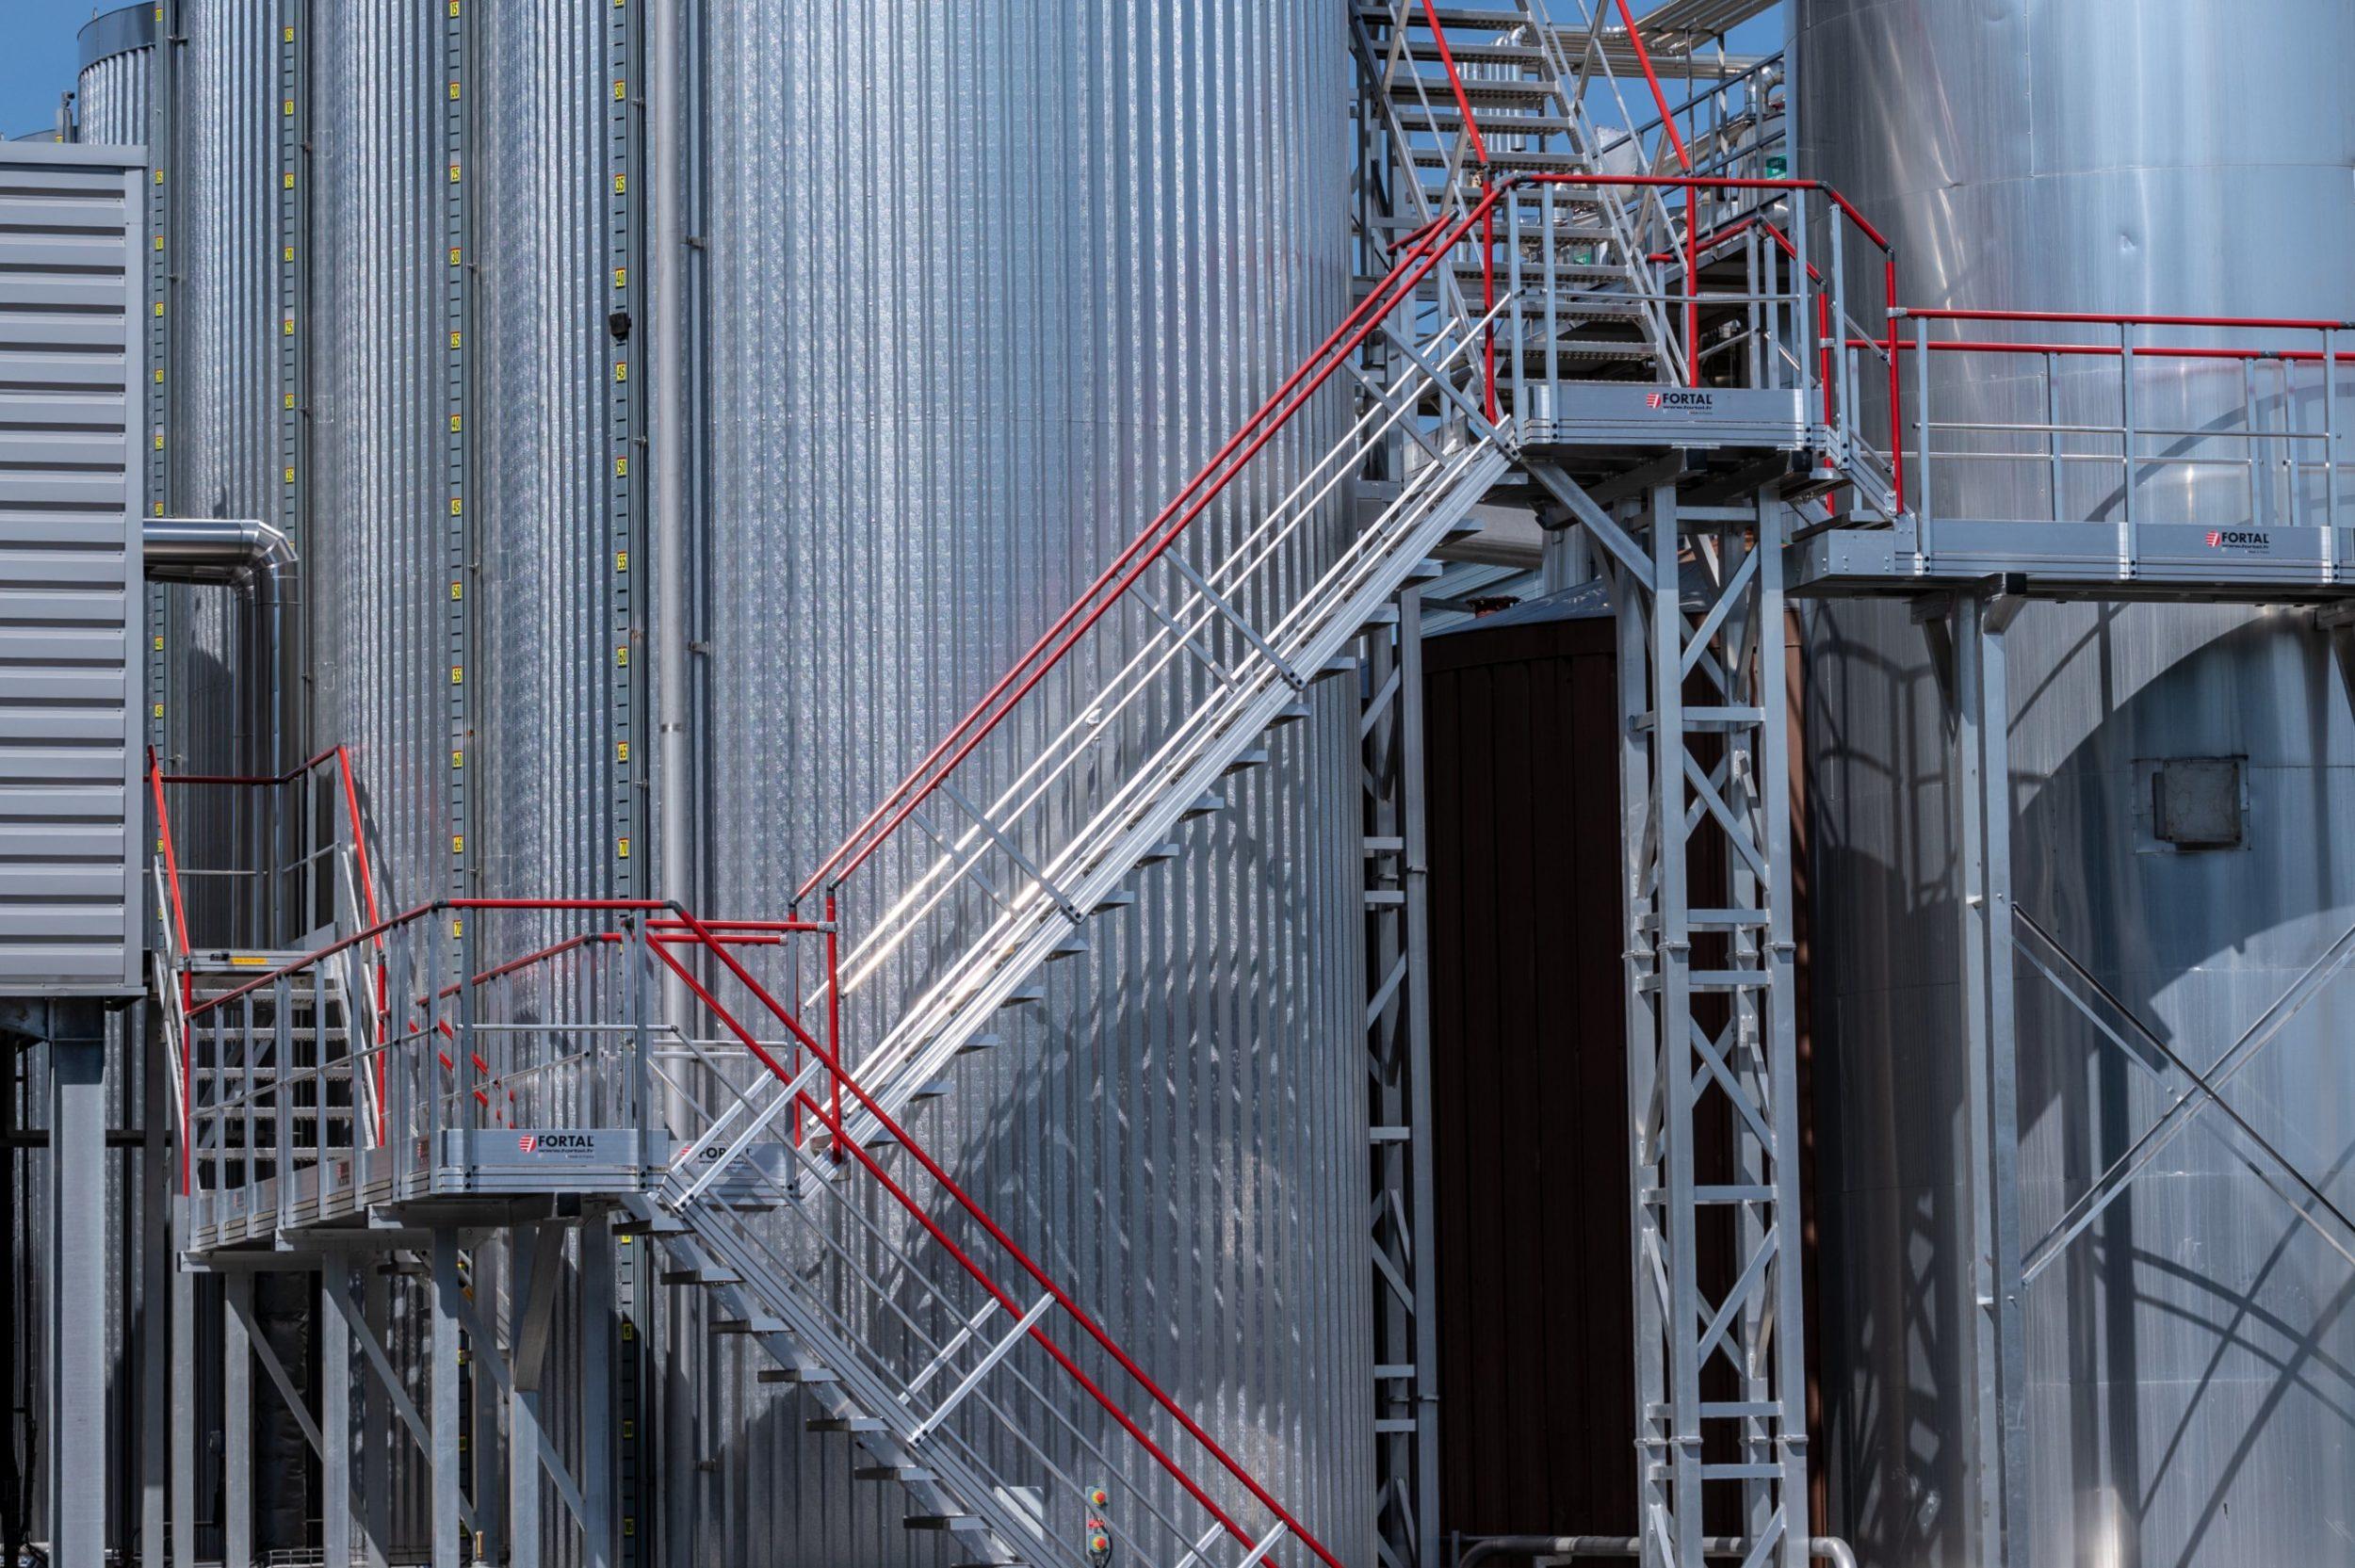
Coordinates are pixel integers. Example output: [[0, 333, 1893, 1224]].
[[0, 2, 83, 140]]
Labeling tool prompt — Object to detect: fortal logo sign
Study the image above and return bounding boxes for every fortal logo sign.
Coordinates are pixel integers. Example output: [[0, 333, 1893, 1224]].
[[1647, 390, 1715, 412], [2206, 528, 2271, 553], [518, 1134, 538, 1153]]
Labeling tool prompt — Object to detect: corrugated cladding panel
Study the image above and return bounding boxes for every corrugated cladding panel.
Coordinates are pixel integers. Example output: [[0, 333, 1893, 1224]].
[[0, 146, 144, 995]]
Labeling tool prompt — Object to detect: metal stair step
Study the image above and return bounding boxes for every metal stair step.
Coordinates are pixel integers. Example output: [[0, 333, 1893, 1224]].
[[808, 1414, 887, 1433], [1044, 929, 1088, 962], [1220, 748, 1270, 777], [853, 1463, 937, 1482], [996, 982, 1045, 1010], [907, 1077, 954, 1102], [1178, 791, 1226, 821], [755, 1365, 838, 1385], [711, 1314, 786, 1335], [905, 1515, 992, 1535], [661, 1265, 741, 1286], [1314, 654, 1357, 682], [953, 1031, 1002, 1057], [1088, 888, 1138, 914], [1266, 699, 1312, 730], [1133, 840, 1181, 867]]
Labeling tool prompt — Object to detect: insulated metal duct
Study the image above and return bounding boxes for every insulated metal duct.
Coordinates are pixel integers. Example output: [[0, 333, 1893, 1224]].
[[1796, 4, 2355, 1564]]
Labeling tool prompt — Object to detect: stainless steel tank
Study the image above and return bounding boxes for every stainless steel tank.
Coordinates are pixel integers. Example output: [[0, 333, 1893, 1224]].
[[1795, 3, 2355, 1563], [688, 2, 1368, 1560]]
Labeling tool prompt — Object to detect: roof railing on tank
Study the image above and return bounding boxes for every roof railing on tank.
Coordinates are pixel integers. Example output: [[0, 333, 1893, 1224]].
[[1870, 308, 2355, 563]]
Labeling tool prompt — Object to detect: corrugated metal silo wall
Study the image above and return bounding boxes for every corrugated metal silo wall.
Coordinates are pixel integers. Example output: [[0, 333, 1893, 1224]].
[[312, 4, 448, 912], [76, 45, 146, 149], [478, 9, 618, 918], [690, 3, 1368, 1563], [1796, 3, 2355, 1565]]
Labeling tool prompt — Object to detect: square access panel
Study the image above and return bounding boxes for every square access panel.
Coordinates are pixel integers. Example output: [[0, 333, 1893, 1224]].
[[2152, 756, 2247, 850], [0, 145, 145, 996]]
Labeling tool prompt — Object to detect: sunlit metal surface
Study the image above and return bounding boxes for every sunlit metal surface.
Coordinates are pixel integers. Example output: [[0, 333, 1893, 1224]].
[[1798, 1, 2355, 1563], [683, 3, 1372, 1561]]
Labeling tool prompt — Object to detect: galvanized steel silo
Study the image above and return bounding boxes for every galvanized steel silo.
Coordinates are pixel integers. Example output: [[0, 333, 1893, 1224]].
[[1797, 4, 2355, 1564], [477, 8, 623, 912], [310, 5, 450, 910], [685, 2, 1369, 1561]]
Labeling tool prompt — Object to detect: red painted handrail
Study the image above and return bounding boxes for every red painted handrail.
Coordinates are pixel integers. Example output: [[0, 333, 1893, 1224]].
[[799, 187, 1506, 900]]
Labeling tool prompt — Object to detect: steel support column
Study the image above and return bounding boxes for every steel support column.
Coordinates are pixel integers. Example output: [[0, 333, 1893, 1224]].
[[43, 1007, 107, 1568], [1608, 482, 1811, 1568], [222, 1272, 252, 1568], [1365, 589, 1440, 1568], [431, 1230, 465, 1568], [1949, 594, 2032, 1568], [138, 1003, 171, 1568], [321, 1261, 356, 1568]]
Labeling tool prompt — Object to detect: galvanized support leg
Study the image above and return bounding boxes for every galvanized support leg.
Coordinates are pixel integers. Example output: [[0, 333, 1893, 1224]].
[[43, 1007, 106, 1568], [223, 1271, 253, 1568], [363, 1258, 391, 1568], [1952, 594, 2032, 1568], [138, 1003, 171, 1568], [508, 1222, 569, 1568], [475, 1238, 506, 1565], [1615, 485, 1813, 1568], [321, 1262, 357, 1568], [581, 1217, 617, 1568], [169, 1202, 194, 1568], [431, 1230, 465, 1568], [1366, 589, 1440, 1568]]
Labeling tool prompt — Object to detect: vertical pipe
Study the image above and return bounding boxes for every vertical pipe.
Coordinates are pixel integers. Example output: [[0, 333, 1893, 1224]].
[[649, 0, 690, 935]]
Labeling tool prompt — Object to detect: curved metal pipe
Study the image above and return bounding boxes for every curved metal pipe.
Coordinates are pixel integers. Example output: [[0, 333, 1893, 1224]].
[[142, 513, 297, 792], [141, 515, 293, 585], [1458, 1536, 1859, 1568]]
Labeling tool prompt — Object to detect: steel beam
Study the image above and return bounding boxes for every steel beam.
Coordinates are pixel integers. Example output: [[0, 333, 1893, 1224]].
[[1365, 590, 1440, 1568], [1610, 486, 1811, 1568]]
